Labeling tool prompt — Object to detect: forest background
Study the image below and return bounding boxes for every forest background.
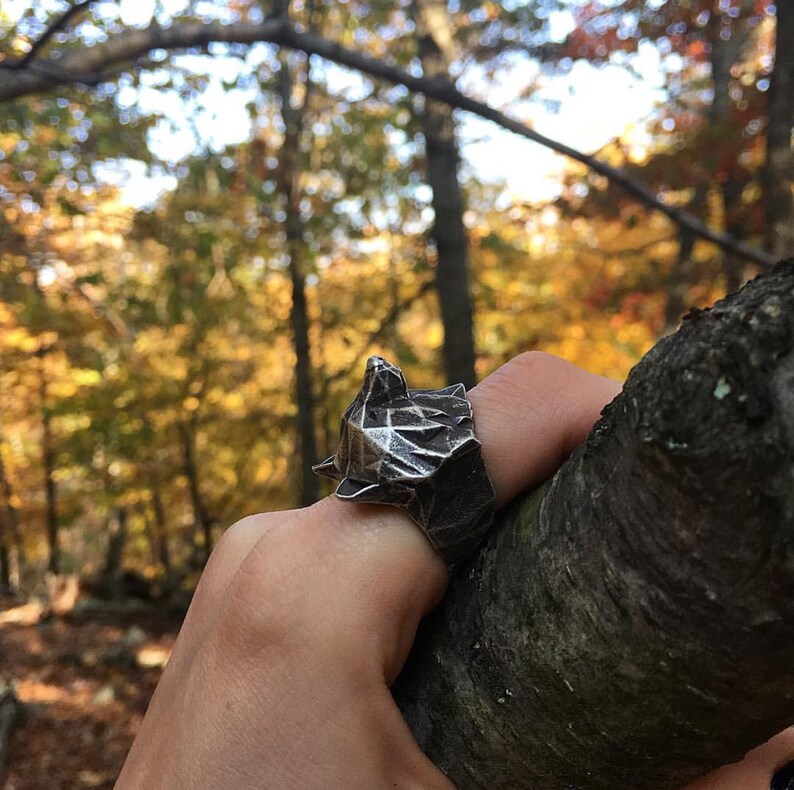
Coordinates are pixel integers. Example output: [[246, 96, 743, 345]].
[[0, 1, 791, 787]]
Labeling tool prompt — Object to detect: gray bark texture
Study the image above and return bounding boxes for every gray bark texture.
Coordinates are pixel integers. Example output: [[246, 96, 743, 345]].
[[395, 260, 794, 790]]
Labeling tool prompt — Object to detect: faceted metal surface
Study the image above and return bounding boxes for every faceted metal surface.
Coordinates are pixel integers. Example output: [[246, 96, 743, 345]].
[[313, 356, 495, 564]]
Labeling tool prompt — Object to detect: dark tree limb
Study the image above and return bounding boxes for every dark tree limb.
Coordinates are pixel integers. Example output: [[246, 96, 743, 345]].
[[395, 260, 794, 789], [13, 0, 97, 69], [0, 19, 777, 268]]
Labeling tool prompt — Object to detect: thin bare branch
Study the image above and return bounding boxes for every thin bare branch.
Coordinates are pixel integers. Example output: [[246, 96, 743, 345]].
[[325, 278, 436, 386], [0, 17, 778, 267], [13, 0, 97, 69], [568, 234, 678, 259]]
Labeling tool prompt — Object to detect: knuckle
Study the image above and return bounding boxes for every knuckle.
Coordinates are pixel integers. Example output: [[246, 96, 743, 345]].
[[506, 350, 567, 378], [216, 511, 381, 667], [209, 512, 283, 571], [213, 514, 262, 558], [190, 513, 284, 619], [489, 351, 575, 406], [217, 526, 311, 651], [196, 522, 247, 589]]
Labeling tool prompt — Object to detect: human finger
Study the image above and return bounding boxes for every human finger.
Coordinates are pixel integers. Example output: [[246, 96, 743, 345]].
[[230, 352, 623, 683], [469, 351, 621, 507], [182, 510, 300, 636], [122, 353, 623, 790], [682, 728, 794, 790]]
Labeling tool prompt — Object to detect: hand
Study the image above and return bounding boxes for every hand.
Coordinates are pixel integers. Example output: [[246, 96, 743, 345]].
[[116, 352, 618, 789], [116, 353, 792, 789], [682, 729, 794, 789]]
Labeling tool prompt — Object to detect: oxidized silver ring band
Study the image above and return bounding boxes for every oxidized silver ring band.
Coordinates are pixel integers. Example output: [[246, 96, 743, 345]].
[[313, 356, 495, 565]]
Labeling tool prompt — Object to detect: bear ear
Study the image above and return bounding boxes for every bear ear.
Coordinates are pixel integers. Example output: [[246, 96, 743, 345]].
[[438, 382, 466, 399], [336, 477, 381, 500], [312, 457, 339, 479], [363, 356, 408, 404]]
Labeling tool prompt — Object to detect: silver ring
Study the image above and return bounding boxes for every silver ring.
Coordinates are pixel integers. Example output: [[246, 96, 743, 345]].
[[313, 356, 495, 565]]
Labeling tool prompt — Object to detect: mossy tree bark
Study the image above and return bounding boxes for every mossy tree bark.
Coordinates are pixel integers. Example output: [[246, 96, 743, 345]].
[[395, 261, 794, 790]]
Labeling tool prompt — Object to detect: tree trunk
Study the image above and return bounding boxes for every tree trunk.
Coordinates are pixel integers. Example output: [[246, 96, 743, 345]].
[[710, 3, 757, 292], [275, 37, 320, 507], [395, 261, 794, 790], [100, 506, 127, 599], [764, 1, 794, 258], [0, 686, 20, 781], [37, 354, 59, 575], [0, 462, 11, 592], [0, 443, 24, 584], [664, 183, 708, 335], [150, 486, 172, 579], [415, 0, 477, 389], [721, 174, 751, 294], [142, 509, 158, 570], [658, 2, 759, 329], [0, 535, 10, 594], [178, 421, 214, 562]]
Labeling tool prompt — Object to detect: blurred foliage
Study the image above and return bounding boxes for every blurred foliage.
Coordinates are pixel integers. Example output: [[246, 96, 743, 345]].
[[0, 0, 784, 592]]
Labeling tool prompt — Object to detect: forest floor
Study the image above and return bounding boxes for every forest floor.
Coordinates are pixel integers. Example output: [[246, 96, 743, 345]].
[[0, 597, 182, 790]]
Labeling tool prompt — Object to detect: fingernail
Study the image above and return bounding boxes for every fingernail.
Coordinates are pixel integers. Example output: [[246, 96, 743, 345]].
[[772, 760, 794, 790]]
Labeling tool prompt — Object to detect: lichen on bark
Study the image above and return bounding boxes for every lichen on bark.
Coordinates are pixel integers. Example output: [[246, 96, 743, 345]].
[[395, 260, 794, 790]]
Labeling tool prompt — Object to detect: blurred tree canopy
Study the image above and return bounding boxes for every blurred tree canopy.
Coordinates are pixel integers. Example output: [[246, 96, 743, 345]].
[[0, 0, 789, 593]]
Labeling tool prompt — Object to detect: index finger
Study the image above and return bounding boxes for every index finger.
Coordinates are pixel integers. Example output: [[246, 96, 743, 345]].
[[469, 351, 621, 508]]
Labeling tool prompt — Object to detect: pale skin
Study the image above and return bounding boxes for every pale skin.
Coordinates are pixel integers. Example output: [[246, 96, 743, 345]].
[[117, 352, 794, 789]]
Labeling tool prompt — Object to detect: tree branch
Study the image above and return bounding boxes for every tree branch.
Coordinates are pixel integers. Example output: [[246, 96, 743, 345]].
[[0, 18, 778, 267], [324, 277, 435, 386], [13, 0, 97, 69], [395, 260, 794, 789], [23, 58, 120, 87]]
